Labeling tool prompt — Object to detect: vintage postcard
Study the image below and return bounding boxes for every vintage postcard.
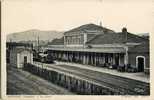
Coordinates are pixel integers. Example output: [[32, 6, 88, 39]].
[[1, 0, 154, 100]]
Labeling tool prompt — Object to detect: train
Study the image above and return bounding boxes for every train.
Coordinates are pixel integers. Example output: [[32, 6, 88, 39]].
[[33, 50, 54, 64]]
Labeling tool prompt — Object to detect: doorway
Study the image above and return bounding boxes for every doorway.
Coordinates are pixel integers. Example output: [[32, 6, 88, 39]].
[[137, 56, 145, 72], [115, 54, 119, 66], [24, 56, 27, 64]]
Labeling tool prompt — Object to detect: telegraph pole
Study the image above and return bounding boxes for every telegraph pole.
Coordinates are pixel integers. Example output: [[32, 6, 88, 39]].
[[37, 36, 39, 53]]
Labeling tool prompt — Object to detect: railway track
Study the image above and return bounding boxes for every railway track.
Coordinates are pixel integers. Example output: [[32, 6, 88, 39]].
[[40, 63, 150, 95], [57, 65, 149, 90]]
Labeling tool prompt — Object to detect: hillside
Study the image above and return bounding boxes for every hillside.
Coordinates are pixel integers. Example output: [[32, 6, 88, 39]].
[[7, 29, 64, 42]]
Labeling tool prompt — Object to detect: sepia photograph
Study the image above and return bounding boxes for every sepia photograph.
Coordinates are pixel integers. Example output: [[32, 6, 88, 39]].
[[1, 0, 154, 99]]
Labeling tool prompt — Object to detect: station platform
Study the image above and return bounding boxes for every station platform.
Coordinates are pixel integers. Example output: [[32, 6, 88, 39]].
[[54, 61, 149, 83]]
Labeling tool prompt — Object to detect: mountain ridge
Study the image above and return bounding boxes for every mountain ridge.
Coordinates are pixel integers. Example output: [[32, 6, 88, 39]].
[[7, 29, 64, 42]]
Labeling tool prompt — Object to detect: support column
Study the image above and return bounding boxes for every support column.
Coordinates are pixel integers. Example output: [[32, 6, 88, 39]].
[[92, 53, 94, 65], [87, 53, 90, 65], [90, 53, 93, 65], [86, 53, 88, 64], [111, 53, 113, 65], [83, 53, 86, 64], [94, 52, 97, 66], [66, 51, 68, 61], [124, 47, 128, 70], [113, 54, 115, 65]]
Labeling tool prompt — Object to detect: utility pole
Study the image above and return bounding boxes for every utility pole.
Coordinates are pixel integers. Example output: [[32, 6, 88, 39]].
[[38, 36, 39, 53], [100, 21, 102, 27]]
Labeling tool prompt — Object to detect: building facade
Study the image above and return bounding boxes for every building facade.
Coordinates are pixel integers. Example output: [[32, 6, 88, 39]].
[[7, 42, 33, 68], [46, 23, 149, 73], [10, 48, 33, 68]]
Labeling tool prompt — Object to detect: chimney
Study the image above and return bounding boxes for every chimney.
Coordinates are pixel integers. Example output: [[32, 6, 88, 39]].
[[122, 27, 127, 33], [122, 27, 127, 42]]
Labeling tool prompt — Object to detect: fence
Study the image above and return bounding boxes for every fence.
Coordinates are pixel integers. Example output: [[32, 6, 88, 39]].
[[23, 63, 117, 95]]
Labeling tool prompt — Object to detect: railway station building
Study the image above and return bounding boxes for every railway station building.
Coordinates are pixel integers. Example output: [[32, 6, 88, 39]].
[[7, 42, 33, 68], [46, 23, 149, 73], [9, 48, 33, 68]]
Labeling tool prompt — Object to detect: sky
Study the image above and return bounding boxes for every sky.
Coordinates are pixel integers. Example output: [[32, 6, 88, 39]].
[[2, 0, 154, 35]]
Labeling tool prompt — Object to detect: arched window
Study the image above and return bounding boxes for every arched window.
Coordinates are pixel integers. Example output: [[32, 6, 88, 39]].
[[136, 56, 145, 72]]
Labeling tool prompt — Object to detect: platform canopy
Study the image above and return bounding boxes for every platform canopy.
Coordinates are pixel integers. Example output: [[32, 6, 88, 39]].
[[45, 47, 126, 53]]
